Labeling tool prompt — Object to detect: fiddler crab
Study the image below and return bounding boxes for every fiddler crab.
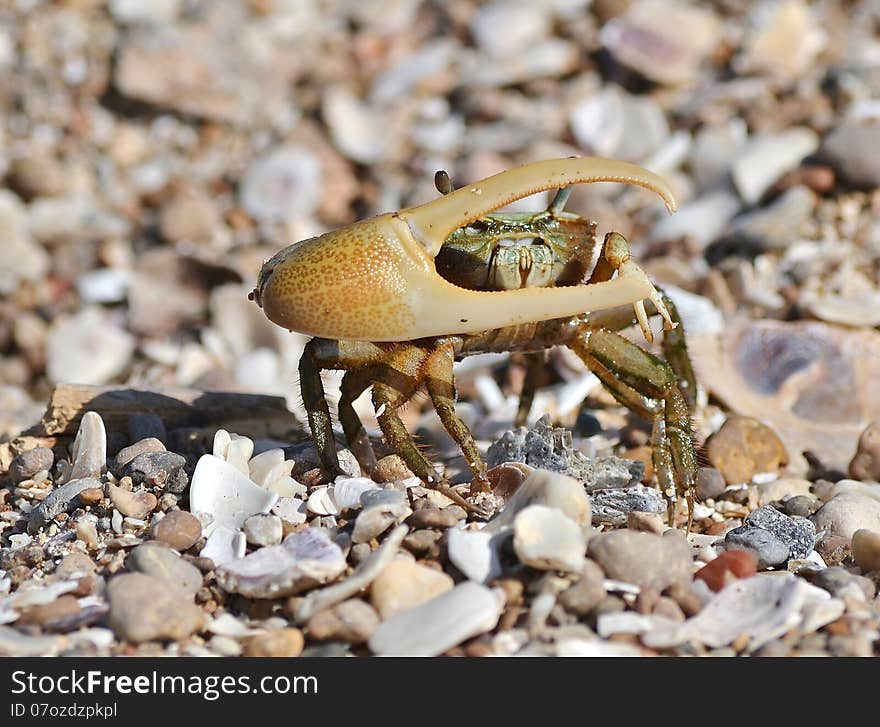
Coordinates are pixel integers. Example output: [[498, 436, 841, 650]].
[[251, 158, 698, 527]]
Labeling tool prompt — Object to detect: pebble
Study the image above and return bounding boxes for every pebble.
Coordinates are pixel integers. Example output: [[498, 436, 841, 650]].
[[16, 595, 83, 631], [486, 468, 591, 533], [599, 0, 721, 86], [69, 412, 107, 482], [754, 478, 812, 507], [810, 567, 875, 601], [851, 529, 880, 573], [588, 530, 693, 592], [159, 187, 220, 244], [406, 504, 465, 530], [307, 599, 380, 644], [369, 558, 454, 619], [46, 307, 135, 386], [126, 543, 203, 597], [695, 550, 758, 592], [368, 582, 503, 657], [352, 501, 411, 544], [696, 467, 727, 501], [814, 533, 851, 567], [728, 186, 815, 252], [723, 527, 790, 569], [558, 560, 607, 616], [731, 128, 819, 205], [243, 514, 283, 548], [28, 478, 103, 533], [123, 451, 188, 493], [849, 420, 880, 482], [106, 573, 203, 643], [446, 527, 503, 584], [108, 484, 157, 519], [244, 628, 304, 658], [780, 495, 819, 518], [811, 493, 880, 540], [9, 447, 54, 483], [744, 505, 815, 559], [372, 455, 414, 483], [513, 505, 586, 573], [151, 510, 202, 551], [590, 485, 666, 526], [240, 146, 322, 222], [112, 438, 165, 476], [55, 552, 97, 580], [706, 416, 788, 485]]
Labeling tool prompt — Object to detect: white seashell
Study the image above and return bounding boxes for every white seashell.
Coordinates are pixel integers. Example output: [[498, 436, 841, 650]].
[[248, 448, 285, 487], [271, 497, 307, 526], [206, 612, 265, 637], [226, 435, 254, 476], [189, 454, 278, 535], [212, 429, 232, 459], [446, 527, 503, 583], [7, 580, 78, 610], [368, 582, 505, 656], [69, 411, 107, 482], [513, 505, 586, 573], [486, 469, 591, 533], [332, 476, 380, 511], [307, 486, 339, 516], [266, 475, 306, 498], [200, 525, 247, 567], [216, 527, 346, 599]]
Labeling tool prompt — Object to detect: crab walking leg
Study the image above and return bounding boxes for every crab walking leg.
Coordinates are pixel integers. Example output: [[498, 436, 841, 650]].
[[569, 328, 696, 528], [514, 351, 545, 428], [299, 338, 388, 476], [656, 291, 698, 411], [339, 369, 379, 474], [424, 341, 490, 493], [400, 157, 676, 257]]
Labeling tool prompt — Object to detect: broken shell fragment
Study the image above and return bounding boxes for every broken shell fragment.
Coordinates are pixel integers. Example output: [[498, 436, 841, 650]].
[[216, 527, 346, 599], [189, 454, 278, 535]]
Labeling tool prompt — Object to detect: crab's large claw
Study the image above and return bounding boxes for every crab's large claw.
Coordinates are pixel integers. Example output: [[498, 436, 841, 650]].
[[253, 157, 676, 343]]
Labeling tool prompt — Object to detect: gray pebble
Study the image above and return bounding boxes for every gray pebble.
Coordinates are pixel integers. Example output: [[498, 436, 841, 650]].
[[123, 451, 188, 493], [9, 447, 54, 482], [723, 526, 790, 568], [112, 437, 165, 476], [590, 484, 666, 525], [744, 505, 815, 559], [588, 530, 692, 591], [558, 560, 607, 616], [28, 477, 102, 533], [810, 566, 876, 600], [696, 467, 726, 501], [126, 543, 203, 597], [780, 495, 819, 518], [820, 121, 880, 188]]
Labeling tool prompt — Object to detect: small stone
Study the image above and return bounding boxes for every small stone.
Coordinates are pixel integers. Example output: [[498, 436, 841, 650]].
[[727, 186, 815, 252], [445, 527, 503, 584], [368, 582, 503, 657], [159, 187, 220, 244], [108, 484, 158, 519], [46, 307, 135, 386], [695, 550, 758, 592], [626, 511, 666, 535], [307, 599, 379, 644], [9, 447, 54, 483], [152, 510, 202, 551], [487, 469, 591, 532], [588, 530, 692, 591], [28, 478, 103, 533], [402, 529, 442, 556], [352, 502, 410, 544], [666, 582, 704, 617], [653, 597, 686, 622], [811, 493, 880, 540], [112, 438, 165, 476], [513, 505, 586, 573], [372, 455, 414, 483], [244, 628, 304, 657], [849, 420, 880, 482], [78, 488, 104, 506], [695, 467, 726, 501], [243, 514, 283, 548], [590, 484, 666, 525], [16, 596, 82, 631], [779, 495, 820, 518], [107, 573, 203, 643], [55, 552, 97, 580], [69, 411, 107, 482], [706, 416, 788, 485], [127, 543, 203, 597], [370, 558, 454, 619], [811, 567, 875, 600], [124, 451, 188, 493], [851, 529, 880, 573], [814, 533, 850, 566], [743, 505, 815, 559], [731, 128, 819, 205], [723, 527, 790, 569], [559, 560, 607, 616], [406, 504, 464, 530]]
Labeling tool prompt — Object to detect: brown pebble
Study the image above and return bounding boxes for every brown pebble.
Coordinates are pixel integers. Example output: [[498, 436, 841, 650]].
[[705, 416, 788, 485], [665, 582, 703, 617], [626, 511, 665, 535], [694, 550, 757, 592], [307, 599, 379, 644], [704, 520, 733, 536], [152, 510, 202, 551], [372, 454, 414, 483], [108, 484, 158, 519], [244, 628, 304, 657], [849, 420, 880, 482], [652, 596, 685, 622], [635, 587, 661, 614], [406, 503, 464, 529], [851, 529, 880, 572], [16, 595, 82, 630], [402, 529, 441, 555], [463, 638, 494, 658], [814, 533, 851, 567], [486, 462, 532, 499], [78, 487, 104, 506], [696, 467, 727, 501]]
